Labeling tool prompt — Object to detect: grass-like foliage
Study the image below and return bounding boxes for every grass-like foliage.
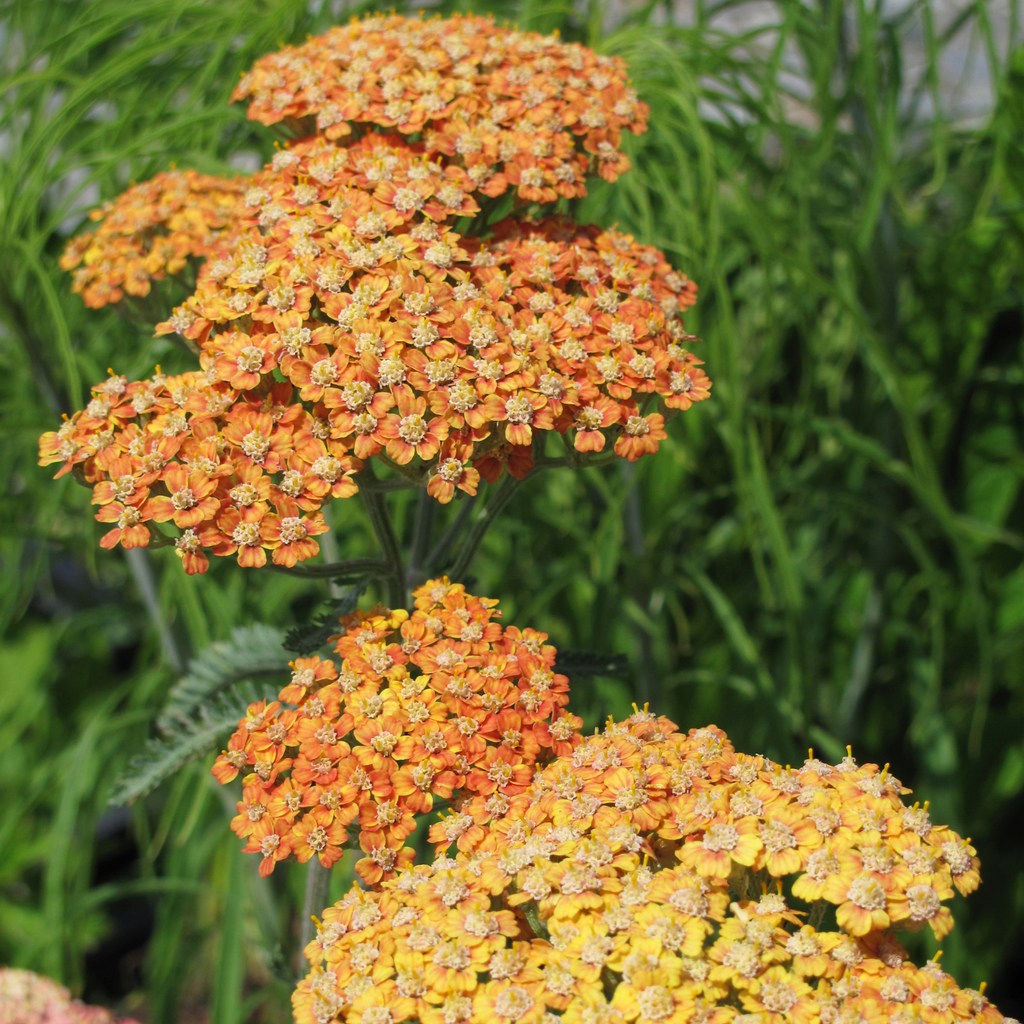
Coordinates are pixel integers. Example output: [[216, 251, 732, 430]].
[[2, 0, 1023, 1021]]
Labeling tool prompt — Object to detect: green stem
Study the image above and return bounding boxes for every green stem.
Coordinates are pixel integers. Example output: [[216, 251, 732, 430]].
[[521, 899, 549, 940], [298, 859, 332, 973], [449, 473, 522, 582], [426, 494, 478, 574], [266, 558, 391, 580], [359, 475, 419, 492], [360, 464, 406, 608], [406, 487, 435, 599]]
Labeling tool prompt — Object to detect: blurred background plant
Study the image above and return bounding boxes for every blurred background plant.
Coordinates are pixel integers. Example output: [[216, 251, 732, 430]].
[[2, 0, 1023, 1021]]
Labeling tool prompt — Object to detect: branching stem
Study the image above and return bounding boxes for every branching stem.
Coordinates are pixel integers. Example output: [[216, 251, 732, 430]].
[[360, 464, 406, 608], [449, 474, 522, 582], [426, 494, 478, 574], [267, 558, 391, 580]]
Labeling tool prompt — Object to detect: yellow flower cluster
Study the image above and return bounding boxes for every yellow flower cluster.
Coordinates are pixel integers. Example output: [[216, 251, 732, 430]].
[[293, 709, 1005, 1024], [234, 13, 648, 197], [211, 577, 581, 882], [59, 170, 246, 309]]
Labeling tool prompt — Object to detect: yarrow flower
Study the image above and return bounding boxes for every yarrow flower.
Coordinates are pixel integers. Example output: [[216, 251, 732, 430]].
[[37, 366, 339, 573], [155, 133, 707, 481], [288, 704, 1007, 1024], [0, 968, 142, 1024], [233, 13, 648, 198], [39, 21, 1012, 1024], [59, 170, 247, 309], [46, 15, 708, 574], [44, 137, 708, 572], [211, 577, 582, 883]]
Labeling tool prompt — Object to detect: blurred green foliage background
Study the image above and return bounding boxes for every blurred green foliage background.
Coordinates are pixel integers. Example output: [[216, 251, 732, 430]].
[[2, 0, 1024, 1020]]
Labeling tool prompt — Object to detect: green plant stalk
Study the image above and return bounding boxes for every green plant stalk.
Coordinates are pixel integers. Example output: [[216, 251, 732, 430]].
[[299, 859, 333, 969]]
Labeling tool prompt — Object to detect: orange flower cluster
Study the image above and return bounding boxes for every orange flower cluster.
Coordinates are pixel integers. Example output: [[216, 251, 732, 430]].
[[155, 132, 707, 489], [47, 18, 709, 571], [292, 710, 1005, 1024], [37, 368, 344, 572], [211, 578, 582, 883], [59, 170, 247, 309], [233, 13, 648, 198]]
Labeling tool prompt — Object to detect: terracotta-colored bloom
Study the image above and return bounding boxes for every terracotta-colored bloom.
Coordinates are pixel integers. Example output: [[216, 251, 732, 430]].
[[146, 464, 221, 528]]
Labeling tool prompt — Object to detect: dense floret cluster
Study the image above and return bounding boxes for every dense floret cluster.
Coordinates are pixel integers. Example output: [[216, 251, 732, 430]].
[[38, 366, 343, 572], [212, 578, 581, 882], [233, 13, 648, 196], [41, 141, 706, 571], [290, 704, 1003, 1024], [44, 13, 708, 572], [59, 170, 247, 309], [155, 132, 706, 476]]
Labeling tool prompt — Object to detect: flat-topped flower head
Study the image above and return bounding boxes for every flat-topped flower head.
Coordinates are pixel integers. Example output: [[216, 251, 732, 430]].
[[289, 712, 1008, 1024], [233, 12, 648, 200], [38, 367, 351, 573], [60, 170, 247, 309], [145, 138, 708, 506], [211, 579, 583, 881]]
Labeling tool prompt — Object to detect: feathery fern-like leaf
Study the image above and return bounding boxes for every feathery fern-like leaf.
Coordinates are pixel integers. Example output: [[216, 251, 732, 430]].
[[109, 681, 264, 806], [158, 624, 290, 730], [282, 580, 367, 655]]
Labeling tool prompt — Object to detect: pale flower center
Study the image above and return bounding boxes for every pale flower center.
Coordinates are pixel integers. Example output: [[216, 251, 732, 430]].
[[703, 823, 739, 852], [171, 487, 197, 510], [280, 517, 306, 544], [439, 458, 464, 482], [670, 371, 694, 393], [312, 455, 342, 482], [344, 381, 374, 409], [848, 875, 887, 910], [267, 284, 296, 311], [636, 986, 674, 1022], [906, 884, 941, 921], [305, 825, 328, 852], [505, 394, 534, 424], [237, 346, 265, 372], [761, 981, 798, 1013], [576, 406, 604, 431], [493, 986, 534, 1021], [310, 358, 338, 387], [399, 413, 428, 444], [760, 819, 797, 853], [232, 522, 262, 547], [240, 429, 271, 462], [448, 381, 478, 412], [230, 482, 260, 506], [117, 506, 142, 530], [624, 415, 650, 437]]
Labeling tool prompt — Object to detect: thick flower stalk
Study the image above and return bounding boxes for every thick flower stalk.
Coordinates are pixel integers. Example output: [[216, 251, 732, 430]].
[[290, 704, 1005, 1024], [59, 170, 247, 309], [212, 577, 581, 883]]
